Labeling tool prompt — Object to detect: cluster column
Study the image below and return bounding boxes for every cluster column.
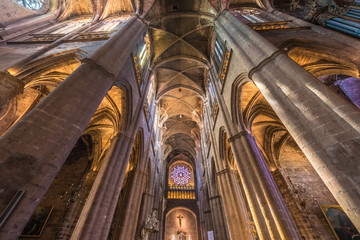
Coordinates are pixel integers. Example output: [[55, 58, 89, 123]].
[[228, 131, 301, 240], [0, 16, 146, 240], [203, 100, 252, 239], [216, 10, 360, 231], [70, 132, 136, 240], [215, 167, 254, 240]]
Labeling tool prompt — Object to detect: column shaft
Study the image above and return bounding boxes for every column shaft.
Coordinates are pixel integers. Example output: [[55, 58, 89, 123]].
[[70, 133, 134, 240], [216, 10, 360, 230], [0, 16, 146, 240], [208, 195, 231, 240], [216, 168, 254, 240], [115, 169, 147, 239], [136, 192, 155, 237], [229, 133, 301, 240]]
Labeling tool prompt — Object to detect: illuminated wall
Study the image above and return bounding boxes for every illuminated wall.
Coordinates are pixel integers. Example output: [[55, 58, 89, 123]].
[[164, 208, 198, 240]]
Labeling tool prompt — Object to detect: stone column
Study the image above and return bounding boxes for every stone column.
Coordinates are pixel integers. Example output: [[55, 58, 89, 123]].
[[136, 192, 155, 234], [216, 10, 360, 230], [229, 132, 301, 240], [114, 169, 147, 239], [0, 16, 146, 240], [203, 100, 251, 240], [207, 43, 300, 240], [216, 168, 254, 240], [136, 162, 157, 238], [208, 195, 230, 240], [70, 132, 135, 240]]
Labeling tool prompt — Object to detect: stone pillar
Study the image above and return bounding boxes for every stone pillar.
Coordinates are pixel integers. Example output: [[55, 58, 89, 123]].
[[114, 169, 147, 239], [70, 133, 135, 240], [136, 192, 155, 235], [0, 72, 24, 107], [0, 16, 146, 240], [216, 168, 254, 240], [216, 10, 360, 231], [208, 195, 231, 239], [229, 132, 301, 240], [136, 161, 157, 238], [202, 100, 250, 239]]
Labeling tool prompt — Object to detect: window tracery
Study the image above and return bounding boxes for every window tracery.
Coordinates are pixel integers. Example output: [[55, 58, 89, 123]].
[[171, 165, 192, 186], [167, 162, 195, 199]]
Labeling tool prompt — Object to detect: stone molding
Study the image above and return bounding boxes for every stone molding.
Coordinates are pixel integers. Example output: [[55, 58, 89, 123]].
[[117, 132, 135, 143], [227, 131, 247, 143], [209, 195, 221, 201], [248, 49, 286, 79], [80, 58, 117, 82]]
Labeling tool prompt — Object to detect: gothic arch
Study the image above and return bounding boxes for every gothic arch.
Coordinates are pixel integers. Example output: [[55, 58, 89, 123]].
[[164, 207, 199, 240], [9, 49, 85, 79], [218, 126, 226, 160], [230, 72, 249, 125], [282, 39, 360, 78]]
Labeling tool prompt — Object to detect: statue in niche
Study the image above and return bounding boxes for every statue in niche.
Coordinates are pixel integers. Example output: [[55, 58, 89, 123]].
[[140, 210, 160, 240]]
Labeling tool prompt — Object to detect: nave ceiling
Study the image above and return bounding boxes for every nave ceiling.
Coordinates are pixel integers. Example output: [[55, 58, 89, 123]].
[[1, 0, 280, 165], [144, 0, 215, 162]]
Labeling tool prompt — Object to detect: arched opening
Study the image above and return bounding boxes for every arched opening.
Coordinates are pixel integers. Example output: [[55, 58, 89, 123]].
[[286, 46, 360, 110], [165, 207, 199, 240]]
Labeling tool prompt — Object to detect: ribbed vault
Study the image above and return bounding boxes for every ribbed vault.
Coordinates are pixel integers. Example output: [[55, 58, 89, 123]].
[[146, 0, 215, 167]]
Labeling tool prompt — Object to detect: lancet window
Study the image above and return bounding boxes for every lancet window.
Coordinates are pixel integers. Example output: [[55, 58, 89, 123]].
[[93, 15, 131, 32], [211, 36, 231, 86], [212, 37, 225, 74], [132, 38, 149, 86], [232, 8, 292, 31], [319, 74, 360, 108], [232, 9, 267, 24], [16, 0, 45, 10], [50, 20, 90, 34], [144, 80, 156, 129]]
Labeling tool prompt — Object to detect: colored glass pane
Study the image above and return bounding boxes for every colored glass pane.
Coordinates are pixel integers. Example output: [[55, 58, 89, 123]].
[[16, 0, 45, 10], [171, 166, 191, 186]]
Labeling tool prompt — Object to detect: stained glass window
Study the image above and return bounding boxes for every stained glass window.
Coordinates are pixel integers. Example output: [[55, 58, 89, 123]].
[[171, 166, 192, 186], [178, 232, 186, 240], [51, 20, 90, 34], [16, 0, 46, 10]]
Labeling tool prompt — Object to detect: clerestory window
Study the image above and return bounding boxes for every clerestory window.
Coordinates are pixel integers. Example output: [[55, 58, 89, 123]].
[[16, 0, 46, 10]]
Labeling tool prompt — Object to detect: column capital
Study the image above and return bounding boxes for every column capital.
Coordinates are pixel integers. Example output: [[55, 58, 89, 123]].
[[216, 167, 238, 176], [248, 49, 286, 80], [209, 195, 221, 201], [116, 132, 135, 143], [80, 58, 116, 82], [228, 131, 248, 143]]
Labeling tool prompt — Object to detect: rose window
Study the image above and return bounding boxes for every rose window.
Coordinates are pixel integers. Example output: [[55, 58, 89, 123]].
[[171, 166, 191, 186]]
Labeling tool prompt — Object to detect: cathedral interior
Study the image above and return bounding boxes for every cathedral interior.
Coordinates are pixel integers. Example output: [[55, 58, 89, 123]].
[[0, 0, 360, 238]]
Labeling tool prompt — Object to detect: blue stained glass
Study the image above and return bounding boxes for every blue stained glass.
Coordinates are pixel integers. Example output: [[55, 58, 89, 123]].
[[16, 0, 45, 10]]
